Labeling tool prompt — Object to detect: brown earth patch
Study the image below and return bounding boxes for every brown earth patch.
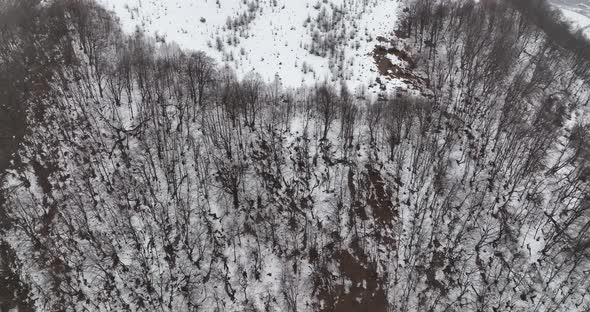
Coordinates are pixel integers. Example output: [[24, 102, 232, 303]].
[[313, 166, 399, 311], [365, 164, 398, 231], [371, 40, 429, 92], [314, 246, 388, 312]]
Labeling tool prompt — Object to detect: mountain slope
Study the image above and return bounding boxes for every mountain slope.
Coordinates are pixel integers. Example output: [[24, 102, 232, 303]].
[[2, 0, 590, 311], [98, 0, 405, 93]]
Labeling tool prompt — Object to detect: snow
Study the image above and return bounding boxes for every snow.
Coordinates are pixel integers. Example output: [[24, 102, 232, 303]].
[[558, 7, 590, 35], [97, 0, 401, 91]]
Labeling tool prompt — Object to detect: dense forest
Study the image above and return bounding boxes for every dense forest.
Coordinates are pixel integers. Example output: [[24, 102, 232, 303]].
[[1, 0, 590, 311]]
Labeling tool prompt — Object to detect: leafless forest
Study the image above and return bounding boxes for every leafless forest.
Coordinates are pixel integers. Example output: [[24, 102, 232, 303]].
[[2, 0, 590, 311]]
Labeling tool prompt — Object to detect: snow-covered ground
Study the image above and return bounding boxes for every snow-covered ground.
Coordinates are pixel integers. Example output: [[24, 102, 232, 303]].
[[552, 0, 590, 36], [98, 0, 401, 92], [560, 8, 590, 33]]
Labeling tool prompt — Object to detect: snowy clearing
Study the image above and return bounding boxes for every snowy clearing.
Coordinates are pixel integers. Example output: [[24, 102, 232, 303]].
[[98, 0, 402, 92]]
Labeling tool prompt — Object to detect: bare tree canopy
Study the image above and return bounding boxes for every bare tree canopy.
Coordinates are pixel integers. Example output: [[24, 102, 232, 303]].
[[1, 0, 590, 311]]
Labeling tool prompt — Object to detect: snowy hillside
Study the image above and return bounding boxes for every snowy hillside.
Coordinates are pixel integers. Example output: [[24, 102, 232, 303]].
[[559, 8, 590, 34], [98, 0, 404, 93], [551, 0, 590, 36], [3, 0, 590, 311]]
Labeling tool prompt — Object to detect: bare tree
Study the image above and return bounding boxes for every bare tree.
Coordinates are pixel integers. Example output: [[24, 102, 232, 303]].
[[186, 51, 216, 121], [315, 83, 338, 140]]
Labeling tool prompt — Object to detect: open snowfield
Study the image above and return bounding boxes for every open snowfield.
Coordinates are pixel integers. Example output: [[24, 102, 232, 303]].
[[552, 0, 590, 36], [560, 8, 590, 32], [98, 0, 401, 92]]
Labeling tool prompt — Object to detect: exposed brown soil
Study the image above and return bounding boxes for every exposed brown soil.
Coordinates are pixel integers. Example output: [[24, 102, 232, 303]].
[[365, 164, 398, 231], [31, 159, 58, 237], [372, 37, 430, 92], [314, 166, 398, 312], [314, 246, 388, 312], [348, 168, 368, 221]]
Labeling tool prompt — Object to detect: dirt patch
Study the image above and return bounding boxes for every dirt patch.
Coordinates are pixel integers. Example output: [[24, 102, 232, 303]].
[[365, 164, 398, 231], [375, 37, 415, 67], [348, 168, 368, 221], [313, 166, 399, 311], [313, 245, 388, 312], [31, 159, 59, 237], [348, 166, 398, 228], [371, 39, 429, 92]]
